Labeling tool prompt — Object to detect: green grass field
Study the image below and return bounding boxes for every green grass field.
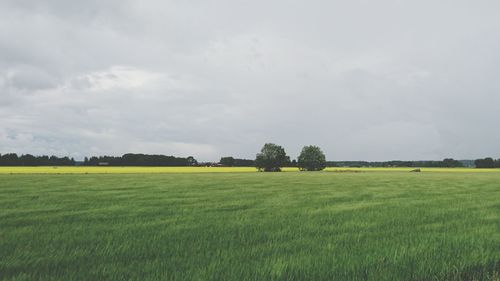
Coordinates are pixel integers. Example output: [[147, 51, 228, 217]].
[[1, 169, 500, 280]]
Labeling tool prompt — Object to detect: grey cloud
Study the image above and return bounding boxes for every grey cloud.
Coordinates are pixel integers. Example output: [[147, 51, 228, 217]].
[[1, 0, 500, 161]]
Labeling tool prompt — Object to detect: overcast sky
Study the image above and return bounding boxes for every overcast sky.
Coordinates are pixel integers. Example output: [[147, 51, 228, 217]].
[[1, 0, 500, 161]]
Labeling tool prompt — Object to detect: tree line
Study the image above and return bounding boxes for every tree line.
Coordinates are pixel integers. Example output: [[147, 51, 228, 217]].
[[474, 158, 500, 168], [225, 144, 493, 171], [0, 153, 196, 166], [0, 150, 498, 169], [82, 154, 198, 166], [325, 159, 465, 168], [219, 157, 255, 167], [218, 158, 468, 168], [0, 153, 76, 166]]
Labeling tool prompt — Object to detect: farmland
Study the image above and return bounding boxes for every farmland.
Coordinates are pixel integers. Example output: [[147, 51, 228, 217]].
[[1, 166, 499, 174], [1, 169, 500, 280]]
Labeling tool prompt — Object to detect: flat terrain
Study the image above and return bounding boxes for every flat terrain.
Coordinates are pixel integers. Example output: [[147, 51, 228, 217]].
[[1, 169, 500, 280], [1, 166, 499, 174]]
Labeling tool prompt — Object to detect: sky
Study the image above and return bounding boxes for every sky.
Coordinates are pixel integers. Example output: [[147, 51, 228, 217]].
[[1, 0, 500, 161]]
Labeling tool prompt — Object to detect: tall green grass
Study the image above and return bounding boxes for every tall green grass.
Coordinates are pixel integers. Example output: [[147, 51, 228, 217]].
[[1, 172, 500, 280]]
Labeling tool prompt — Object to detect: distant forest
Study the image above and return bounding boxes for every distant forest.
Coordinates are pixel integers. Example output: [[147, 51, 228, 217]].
[[326, 159, 468, 168], [215, 157, 499, 168], [82, 154, 197, 166], [0, 153, 75, 166], [0, 153, 499, 168]]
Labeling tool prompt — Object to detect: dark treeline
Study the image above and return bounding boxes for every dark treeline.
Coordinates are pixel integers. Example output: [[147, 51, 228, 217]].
[[1, 152, 499, 168], [219, 157, 255, 167], [0, 153, 75, 166], [475, 158, 500, 168], [325, 158, 465, 168], [83, 153, 198, 166], [219, 157, 470, 168]]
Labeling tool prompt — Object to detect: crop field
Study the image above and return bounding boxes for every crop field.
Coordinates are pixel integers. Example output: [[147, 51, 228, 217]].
[[1, 170, 500, 280], [1, 166, 499, 174]]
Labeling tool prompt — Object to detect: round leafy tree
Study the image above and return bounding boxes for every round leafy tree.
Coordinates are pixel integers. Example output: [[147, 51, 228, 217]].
[[297, 145, 326, 171], [255, 143, 289, 172]]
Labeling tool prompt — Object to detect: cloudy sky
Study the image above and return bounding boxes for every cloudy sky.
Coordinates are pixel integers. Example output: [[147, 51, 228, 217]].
[[1, 0, 500, 161]]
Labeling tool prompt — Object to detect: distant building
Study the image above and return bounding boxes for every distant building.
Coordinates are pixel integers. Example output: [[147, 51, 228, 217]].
[[98, 162, 109, 166]]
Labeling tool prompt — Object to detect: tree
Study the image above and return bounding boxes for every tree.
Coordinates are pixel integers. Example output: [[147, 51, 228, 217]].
[[0, 153, 18, 166], [219, 157, 254, 166], [475, 157, 495, 168], [442, 158, 463, 168], [233, 158, 254, 166], [297, 145, 326, 171], [255, 143, 288, 172], [220, 157, 235, 166], [186, 156, 198, 166]]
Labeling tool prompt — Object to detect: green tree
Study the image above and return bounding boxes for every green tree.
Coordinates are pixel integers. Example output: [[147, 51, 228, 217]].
[[442, 158, 463, 168], [219, 157, 235, 166], [297, 145, 326, 171], [475, 157, 495, 168], [255, 143, 288, 172], [186, 156, 198, 166]]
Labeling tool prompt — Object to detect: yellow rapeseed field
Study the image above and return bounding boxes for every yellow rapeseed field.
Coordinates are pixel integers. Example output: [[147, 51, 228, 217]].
[[0, 166, 258, 174], [324, 167, 500, 173], [0, 166, 498, 174]]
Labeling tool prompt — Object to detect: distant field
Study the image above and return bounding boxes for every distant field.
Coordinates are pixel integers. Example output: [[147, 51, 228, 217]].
[[1, 171, 500, 280], [0, 166, 499, 174], [0, 166, 259, 174]]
